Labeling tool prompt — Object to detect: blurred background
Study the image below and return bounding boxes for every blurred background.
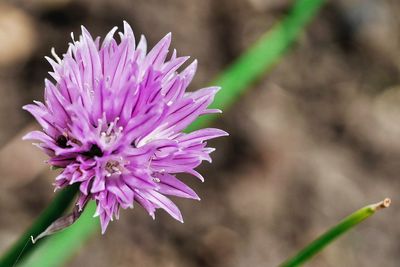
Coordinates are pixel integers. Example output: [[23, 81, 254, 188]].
[[0, 0, 400, 266]]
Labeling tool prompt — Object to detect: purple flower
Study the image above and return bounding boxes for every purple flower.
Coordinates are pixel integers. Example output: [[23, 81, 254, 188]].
[[23, 21, 228, 233]]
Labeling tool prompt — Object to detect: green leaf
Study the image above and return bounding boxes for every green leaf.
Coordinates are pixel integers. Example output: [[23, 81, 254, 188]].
[[279, 198, 391, 267], [18, 202, 98, 267], [2, 0, 326, 266], [186, 0, 326, 131]]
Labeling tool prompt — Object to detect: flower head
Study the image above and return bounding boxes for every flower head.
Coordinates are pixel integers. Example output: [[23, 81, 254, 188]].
[[23, 21, 227, 233]]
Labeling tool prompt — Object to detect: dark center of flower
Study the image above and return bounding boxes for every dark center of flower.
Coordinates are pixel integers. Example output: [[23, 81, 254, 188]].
[[82, 144, 104, 158], [56, 135, 70, 148]]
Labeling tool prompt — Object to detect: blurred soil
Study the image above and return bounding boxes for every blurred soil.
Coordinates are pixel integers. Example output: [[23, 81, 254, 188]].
[[1, 0, 400, 266]]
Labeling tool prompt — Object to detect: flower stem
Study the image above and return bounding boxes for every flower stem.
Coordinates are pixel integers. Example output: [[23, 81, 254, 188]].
[[0, 184, 79, 267], [279, 198, 391, 267]]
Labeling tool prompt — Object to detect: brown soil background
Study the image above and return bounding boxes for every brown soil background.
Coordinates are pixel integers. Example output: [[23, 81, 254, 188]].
[[1, 0, 400, 266]]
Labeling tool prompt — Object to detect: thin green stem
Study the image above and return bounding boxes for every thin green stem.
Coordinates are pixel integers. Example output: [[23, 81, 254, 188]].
[[1, 0, 326, 266], [0, 184, 79, 267], [279, 198, 391, 267], [186, 0, 326, 131]]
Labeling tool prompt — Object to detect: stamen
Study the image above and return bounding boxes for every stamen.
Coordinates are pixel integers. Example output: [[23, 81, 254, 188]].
[[99, 117, 123, 145], [105, 159, 124, 177], [106, 122, 114, 135], [111, 166, 120, 172]]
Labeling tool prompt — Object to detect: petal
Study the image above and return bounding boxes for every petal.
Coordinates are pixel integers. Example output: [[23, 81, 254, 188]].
[[107, 177, 134, 207], [141, 190, 183, 223], [177, 128, 228, 147], [145, 33, 171, 69], [155, 173, 200, 200]]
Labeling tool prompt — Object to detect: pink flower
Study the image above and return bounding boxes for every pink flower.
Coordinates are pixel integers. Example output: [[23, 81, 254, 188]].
[[24, 22, 228, 233]]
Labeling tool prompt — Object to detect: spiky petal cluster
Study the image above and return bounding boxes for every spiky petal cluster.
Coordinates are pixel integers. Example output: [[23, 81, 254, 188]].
[[23, 22, 227, 233]]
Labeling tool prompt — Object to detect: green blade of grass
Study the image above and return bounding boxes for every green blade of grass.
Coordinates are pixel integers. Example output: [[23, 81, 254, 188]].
[[186, 0, 326, 131], [4, 0, 326, 266], [17, 202, 98, 267], [279, 198, 391, 267], [0, 184, 78, 267]]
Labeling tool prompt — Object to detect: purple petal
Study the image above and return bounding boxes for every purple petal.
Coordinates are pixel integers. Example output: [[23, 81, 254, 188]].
[[141, 190, 183, 223], [155, 173, 200, 200]]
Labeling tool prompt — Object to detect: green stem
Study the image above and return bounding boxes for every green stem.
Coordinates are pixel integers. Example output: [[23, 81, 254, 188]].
[[0, 184, 79, 267], [17, 202, 98, 267], [279, 198, 391, 267], [2, 0, 326, 266], [186, 0, 326, 131]]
